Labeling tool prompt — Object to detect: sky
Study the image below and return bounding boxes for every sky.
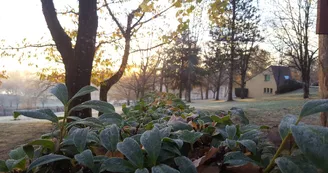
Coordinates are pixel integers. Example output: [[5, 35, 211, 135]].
[[0, 0, 318, 73], [0, 0, 179, 72]]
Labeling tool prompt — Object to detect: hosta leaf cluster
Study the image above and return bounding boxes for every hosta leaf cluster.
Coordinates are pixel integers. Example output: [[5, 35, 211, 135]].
[[2, 84, 328, 173]]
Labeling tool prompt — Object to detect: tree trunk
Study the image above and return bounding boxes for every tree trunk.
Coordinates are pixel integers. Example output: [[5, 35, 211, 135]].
[[186, 88, 191, 102], [186, 73, 191, 103], [42, 0, 98, 118], [215, 86, 220, 100], [99, 36, 131, 103], [227, 0, 236, 101], [159, 73, 164, 92], [302, 73, 310, 99], [152, 74, 156, 91], [179, 85, 183, 99], [200, 84, 203, 100], [240, 74, 246, 99], [99, 8, 139, 109], [205, 88, 209, 100], [179, 63, 184, 99], [140, 88, 145, 99], [160, 61, 165, 92], [213, 91, 216, 99], [136, 91, 140, 100], [165, 84, 169, 93], [319, 35, 328, 126], [66, 65, 93, 118]]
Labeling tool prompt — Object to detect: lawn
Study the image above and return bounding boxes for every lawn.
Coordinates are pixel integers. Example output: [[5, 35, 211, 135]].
[[0, 122, 53, 160], [0, 87, 321, 159], [189, 87, 321, 127]]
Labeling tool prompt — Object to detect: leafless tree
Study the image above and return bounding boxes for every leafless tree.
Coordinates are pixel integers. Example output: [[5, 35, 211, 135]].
[[270, 0, 317, 98], [131, 52, 162, 99]]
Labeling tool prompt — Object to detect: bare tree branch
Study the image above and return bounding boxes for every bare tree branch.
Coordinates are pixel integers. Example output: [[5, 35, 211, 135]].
[[41, 0, 74, 63], [131, 12, 145, 29], [95, 38, 122, 51], [137, 4, 175, 26], [131, 42, 170, 54], [1, 43, 55, 50], [104, 0, 126, 36]]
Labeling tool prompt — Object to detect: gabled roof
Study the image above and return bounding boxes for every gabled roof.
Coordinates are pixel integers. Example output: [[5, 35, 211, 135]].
[[270, 66, 291, 87], [246, 66, 291, 87]]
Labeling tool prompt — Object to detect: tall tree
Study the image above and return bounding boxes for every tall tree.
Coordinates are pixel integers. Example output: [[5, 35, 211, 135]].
[[228, 0, 237, 101], [234, 2, 262, 99], [41, 0, 98, 118], [164, 31, 201, 102], [98, 0, 199, 102], [217, 0, 262, 100], [1, 0, 228, 117], [236, 46, 271, 99], [204, 42, 229, 100], [270, 0, 317, 99], [246, 48, 272, 77]]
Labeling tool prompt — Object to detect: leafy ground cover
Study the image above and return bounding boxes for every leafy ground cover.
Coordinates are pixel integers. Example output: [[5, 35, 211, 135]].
[[0, 86, 326, 173], [0, 87, 319, 160]]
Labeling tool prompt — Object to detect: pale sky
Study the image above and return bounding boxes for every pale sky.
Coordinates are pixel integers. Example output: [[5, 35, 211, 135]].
[[0, 0, 179, 72], [0, 0, 317, 73]]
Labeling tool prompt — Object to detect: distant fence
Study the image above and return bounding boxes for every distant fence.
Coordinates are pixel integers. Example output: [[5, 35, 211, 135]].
[[0, 106, 65, 116]]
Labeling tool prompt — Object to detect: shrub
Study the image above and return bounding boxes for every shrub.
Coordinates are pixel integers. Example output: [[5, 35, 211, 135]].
[[235, 88, 249, 98], [311, 81, 319, 86], [276, 79, 303, 94], [1, 83, 328, 173]]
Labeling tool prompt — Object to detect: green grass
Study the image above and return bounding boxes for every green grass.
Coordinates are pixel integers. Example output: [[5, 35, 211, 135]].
[[188, 87, 321, 127]]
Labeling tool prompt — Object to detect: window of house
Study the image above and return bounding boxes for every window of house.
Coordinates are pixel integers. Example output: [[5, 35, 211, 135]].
[[264, 88, 273, 94], [264, 74, 270, 81], [284, 75, 290, 80]]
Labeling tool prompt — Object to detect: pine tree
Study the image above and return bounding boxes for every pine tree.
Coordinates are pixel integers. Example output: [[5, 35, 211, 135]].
[[211, 0, 262, 100]]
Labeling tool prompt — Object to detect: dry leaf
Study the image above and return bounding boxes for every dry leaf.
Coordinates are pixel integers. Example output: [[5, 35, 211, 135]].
[[106, 151, 124, 158], [198, 165, 221, 173], [226, 163, 261, 173], [168, 115, 186, 123], [89, 146, 107, 156], [193, 147, 219, 167]]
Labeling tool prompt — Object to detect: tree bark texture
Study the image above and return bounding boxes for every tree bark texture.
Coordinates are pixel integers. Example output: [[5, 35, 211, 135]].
[[41, 0, 98, 118], [227, 0, 236, 101], [302, 72, 310, 99], [240, 74, 246, 99], [99, 36, 131, 102], [200, 84, 203, 100], [319, 35, 328, 126], [205, 87, 209, 100], [216, 86, 220, 100], [179, 58, 185, 99]]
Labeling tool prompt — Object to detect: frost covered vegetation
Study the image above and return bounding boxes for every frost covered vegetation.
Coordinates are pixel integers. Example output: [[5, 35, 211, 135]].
[[1, 84, 327, 173]]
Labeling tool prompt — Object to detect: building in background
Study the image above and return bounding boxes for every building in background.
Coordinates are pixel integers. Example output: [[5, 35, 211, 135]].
[[246, 66, 292, 98]]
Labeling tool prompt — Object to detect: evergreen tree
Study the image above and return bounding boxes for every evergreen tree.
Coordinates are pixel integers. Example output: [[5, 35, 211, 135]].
[[211, 0, 262, 100]]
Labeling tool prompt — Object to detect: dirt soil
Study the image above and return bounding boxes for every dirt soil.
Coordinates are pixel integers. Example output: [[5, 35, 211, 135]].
[[0, 122, 53, 160]]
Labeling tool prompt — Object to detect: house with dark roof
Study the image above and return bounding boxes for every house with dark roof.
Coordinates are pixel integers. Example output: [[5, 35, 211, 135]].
[[245, 66, 292, 98]]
